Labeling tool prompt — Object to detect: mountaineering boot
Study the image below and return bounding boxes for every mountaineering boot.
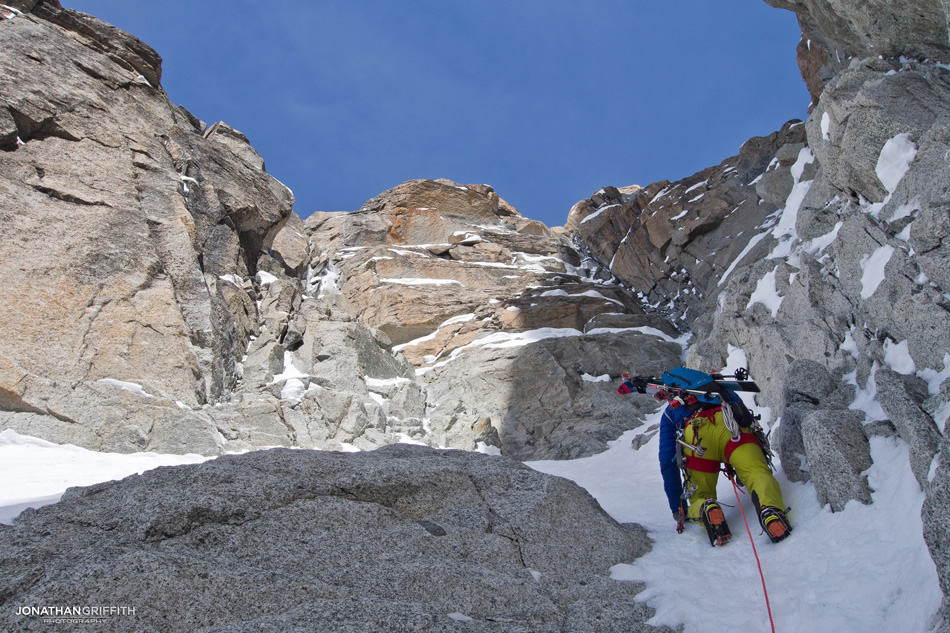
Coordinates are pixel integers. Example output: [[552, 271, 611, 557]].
[[699, 498, 731, 547], [759, 506, 792, 543]]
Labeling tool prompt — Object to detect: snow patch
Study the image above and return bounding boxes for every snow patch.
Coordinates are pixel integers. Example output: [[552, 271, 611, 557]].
[[917, 353, 950, 396], [684, 179, 707, 194], [270, 351, 309, 384], [218, 274, 245, 287], [859, 244, 895, 299], [820, 111, 831, 140], [447, 612, 473, 622], [847, 364, 888, 423], [582, 373, 611, 383], [0, 430, 207, 524], [746, 267, 783, 318], [890, 197, 920, 223], [876, 133, 917, 194], [474, 442, 502, 456], [452, 232, 483, 244], [896, 222, 914, 242], [392, 314, 475, 352], [96, 379, 154, 399], [769, 148, 815, 260], [718, 232, 769, 286], [257, 270, 279, 286], [280, 378, 307, 404], [581, 204, 620, 225], [839, 329, 860, 359], [803, 221, 842, 256], [883, 339, 915, 375], [364, 376, 411, 389]]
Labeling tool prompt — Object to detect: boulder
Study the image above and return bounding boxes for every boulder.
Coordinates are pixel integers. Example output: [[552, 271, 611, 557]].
[[0, 445, 664, 633], [874, 368, 943, 489], [801, 409, 873, 511], [783, 359, 838, 407], [777, 404, 813, 483], [923, 438, 950, 633]]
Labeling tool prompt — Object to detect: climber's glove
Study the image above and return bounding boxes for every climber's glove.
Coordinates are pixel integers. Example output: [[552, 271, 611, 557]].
[[617, 375, 649, 395]]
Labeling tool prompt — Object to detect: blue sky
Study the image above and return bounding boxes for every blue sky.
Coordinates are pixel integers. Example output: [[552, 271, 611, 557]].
[[66, 1, 809, 227]]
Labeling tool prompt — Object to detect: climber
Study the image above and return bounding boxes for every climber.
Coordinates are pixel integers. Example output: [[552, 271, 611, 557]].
[[619, 367, 791, 546]]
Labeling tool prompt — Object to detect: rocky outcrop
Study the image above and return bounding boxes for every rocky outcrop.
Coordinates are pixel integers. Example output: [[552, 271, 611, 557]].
[[291, 179, 683, 459], [764, 0, 950, 105], [801, 410, 873, 511], [924, 437, 950, 633], [0, 2, 293, 451], [568, 120, 811, 330], [0, 444, 666, 633]]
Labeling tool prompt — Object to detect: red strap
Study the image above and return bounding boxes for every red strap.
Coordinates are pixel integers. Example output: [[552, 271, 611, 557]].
[[688, 406, 721, 425], [724, 432, 761, 463], [684, 455, 722, 473]]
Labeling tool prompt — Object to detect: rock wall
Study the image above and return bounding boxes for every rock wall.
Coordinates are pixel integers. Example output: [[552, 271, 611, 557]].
[[0, 4, 682, 459], [567, 120, 810, 330], [0, 1, 293, 453], [0, 0, 948, 629], [281, 179, 683, 460]]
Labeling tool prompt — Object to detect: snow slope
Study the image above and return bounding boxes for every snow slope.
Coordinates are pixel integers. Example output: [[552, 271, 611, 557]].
[[0, 430, 208, 524], [530, 416, 941, 633]]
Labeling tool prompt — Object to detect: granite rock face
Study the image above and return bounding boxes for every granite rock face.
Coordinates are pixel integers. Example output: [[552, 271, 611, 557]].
[[923, 437, 950, 633], [291, 179, 684, 459], [1, 0, 949, 625], [0, 445, 666, 633], [0, 5, 682, 460], [0, 2, 293, 451], [801, 409, 873, 511], [764, 0, 950, 105], [568, 120, 810, 331]]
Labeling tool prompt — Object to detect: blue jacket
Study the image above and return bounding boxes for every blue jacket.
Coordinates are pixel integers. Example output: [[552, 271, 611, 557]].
[[658, 403, 690, 516], [657, 391, 745, 515]]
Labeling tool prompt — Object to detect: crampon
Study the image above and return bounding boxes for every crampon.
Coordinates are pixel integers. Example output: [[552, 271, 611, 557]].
[[759, 506, 792, 543], [699, 498, 731, 547]]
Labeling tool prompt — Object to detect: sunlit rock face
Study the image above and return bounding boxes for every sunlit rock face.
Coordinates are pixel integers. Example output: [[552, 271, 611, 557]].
[[0, 0, 681, 461]]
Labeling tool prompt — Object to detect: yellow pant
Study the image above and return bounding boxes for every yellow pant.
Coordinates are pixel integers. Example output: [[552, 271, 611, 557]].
[[682, 409, 785, 521]]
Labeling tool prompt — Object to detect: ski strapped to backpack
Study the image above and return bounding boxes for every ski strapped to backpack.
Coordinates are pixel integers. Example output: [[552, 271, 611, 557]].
[[617, 366, 775, 471]]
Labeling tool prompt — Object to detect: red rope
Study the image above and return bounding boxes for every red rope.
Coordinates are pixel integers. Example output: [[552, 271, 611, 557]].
[[731, 476, 777, 633]]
